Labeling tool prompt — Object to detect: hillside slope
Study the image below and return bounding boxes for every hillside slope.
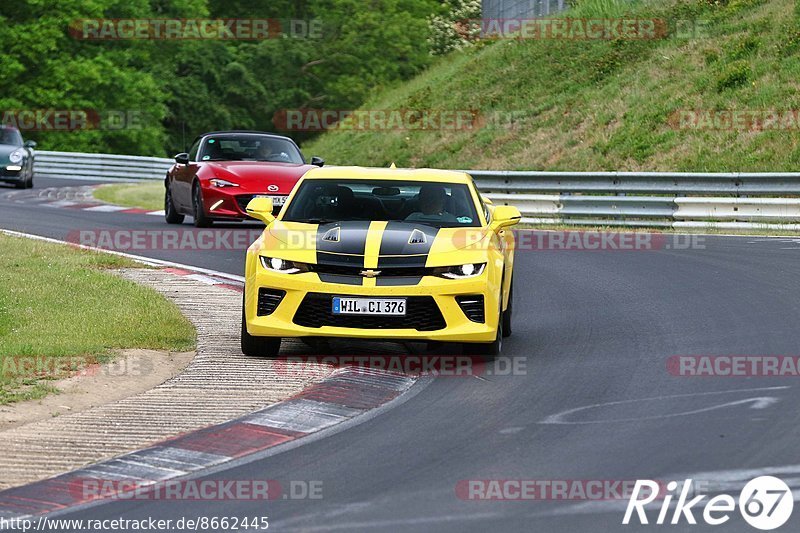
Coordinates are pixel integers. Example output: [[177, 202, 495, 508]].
[[303, 0, 800, 171]]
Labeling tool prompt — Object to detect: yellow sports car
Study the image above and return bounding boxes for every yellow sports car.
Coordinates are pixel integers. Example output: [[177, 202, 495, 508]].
[[241, 166, 521, 357]]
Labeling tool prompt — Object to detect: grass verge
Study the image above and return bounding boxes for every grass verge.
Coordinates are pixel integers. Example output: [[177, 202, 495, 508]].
[[303, 0, 800, 172], [94, 182, 165, 211], [0, 234, 195, 404]]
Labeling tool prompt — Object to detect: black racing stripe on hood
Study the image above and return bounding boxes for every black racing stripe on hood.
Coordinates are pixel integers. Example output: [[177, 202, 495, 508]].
[[317, 221, 370, 256], [316, 221, 369, 268], [317, 252, 366, 269], [377, 222, 439, 269]]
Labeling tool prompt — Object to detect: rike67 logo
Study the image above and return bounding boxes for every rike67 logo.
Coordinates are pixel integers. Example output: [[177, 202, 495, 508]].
[[624, 476, 793, 530]]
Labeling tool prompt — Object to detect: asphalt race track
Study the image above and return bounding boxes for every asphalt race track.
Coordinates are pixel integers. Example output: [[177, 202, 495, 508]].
[[3, 178, 800, 532]]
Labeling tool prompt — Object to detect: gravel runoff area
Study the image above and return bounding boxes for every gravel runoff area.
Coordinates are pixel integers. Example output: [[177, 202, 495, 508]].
[[0, 269, 330, 490]]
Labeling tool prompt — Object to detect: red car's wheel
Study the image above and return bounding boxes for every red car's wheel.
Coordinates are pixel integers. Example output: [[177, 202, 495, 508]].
[[164, 183, 184, 225], [192, 183, 213, 228]]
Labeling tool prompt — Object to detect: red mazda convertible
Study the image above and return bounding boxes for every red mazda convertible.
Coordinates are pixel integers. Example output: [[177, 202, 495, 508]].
[[165, 131, 324, 227]]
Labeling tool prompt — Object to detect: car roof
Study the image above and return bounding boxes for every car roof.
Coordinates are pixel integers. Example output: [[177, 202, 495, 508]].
[[199, 130, 286, 138], [302, 166, 473, 183], [301, 166, 473, 184], [192, 131, 296, 146]]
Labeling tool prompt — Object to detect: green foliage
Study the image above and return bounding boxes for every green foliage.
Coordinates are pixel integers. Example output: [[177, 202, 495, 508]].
[[428, 0, 481, 56], [304, 0, 800, 172], [723, 35, 759, 59], [715, 59, 751, 91], [0, 0, 441, 155]]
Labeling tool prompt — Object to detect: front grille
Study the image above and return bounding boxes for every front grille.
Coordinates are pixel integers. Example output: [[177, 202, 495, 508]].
[[236, 195, 253, 212], [310, 264, 429, 277], [456, 295, 485, 323], [258, 288, 286, 316], [237, 195, 282, 215], [293, 293, 446, 331]]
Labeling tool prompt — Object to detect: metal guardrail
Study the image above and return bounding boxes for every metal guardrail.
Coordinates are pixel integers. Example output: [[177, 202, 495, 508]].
[[32, 151, 800, 229], [482, 0, 570, 19], [36, 150, 172, 181], [469, 170, 800, 229]]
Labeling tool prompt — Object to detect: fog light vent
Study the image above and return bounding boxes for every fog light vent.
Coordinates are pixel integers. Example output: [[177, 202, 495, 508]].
[[456, 295, 485, 323], [258, 288, 286, 316]]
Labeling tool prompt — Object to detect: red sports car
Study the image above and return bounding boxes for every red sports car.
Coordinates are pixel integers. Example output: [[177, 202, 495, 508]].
[[164, 131, 324, 227]]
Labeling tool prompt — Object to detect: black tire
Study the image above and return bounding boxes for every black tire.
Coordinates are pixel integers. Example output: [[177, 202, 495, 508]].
[[192, 183, 212, 228], [13, 179, 25, 189], [164, 183, 185, 224], [25, 167, 33, 189], [502, 278, 513, 338], [241, 300, 282, 357], [463, 310, 503, 360]]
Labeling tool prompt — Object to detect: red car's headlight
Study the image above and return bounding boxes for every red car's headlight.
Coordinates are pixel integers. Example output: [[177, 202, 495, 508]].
[[210, 178, 239, 188]]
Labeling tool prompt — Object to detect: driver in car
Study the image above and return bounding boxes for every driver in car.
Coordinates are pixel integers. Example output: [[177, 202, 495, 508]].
[[255, 141, 290, 162], [405, 184, 458, 224]]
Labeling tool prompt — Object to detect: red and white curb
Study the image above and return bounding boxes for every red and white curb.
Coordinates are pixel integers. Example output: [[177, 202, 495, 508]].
[[49, 201, 164, 217], [0, 229, 423, 520], [8, 185, 166, 217], [0, 367, 416, 519]]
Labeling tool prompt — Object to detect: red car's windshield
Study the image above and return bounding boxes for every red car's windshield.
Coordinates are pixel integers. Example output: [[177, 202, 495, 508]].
[[199, 134, 304, 164]]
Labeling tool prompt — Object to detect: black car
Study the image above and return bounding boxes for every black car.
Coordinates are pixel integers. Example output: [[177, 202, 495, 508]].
[[0, 126, 35, 189]]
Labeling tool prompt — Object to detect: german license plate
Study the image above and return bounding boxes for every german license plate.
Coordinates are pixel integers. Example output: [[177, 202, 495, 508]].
[[255, 195, 286, 206], [332, 297, 407, 316]]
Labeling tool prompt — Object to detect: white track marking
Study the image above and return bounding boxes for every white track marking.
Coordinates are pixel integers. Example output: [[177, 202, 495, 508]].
[[82, 205, 129, 212], [539, 386, 788, 425]]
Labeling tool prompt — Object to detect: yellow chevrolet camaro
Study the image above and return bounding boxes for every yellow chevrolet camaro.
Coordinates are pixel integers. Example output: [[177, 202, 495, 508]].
[[241, 166, 521, 358]]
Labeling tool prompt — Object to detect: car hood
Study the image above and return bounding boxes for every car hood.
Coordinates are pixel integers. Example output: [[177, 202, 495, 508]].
[[207, 161, 315, 195], [255, 220, 492, 268]]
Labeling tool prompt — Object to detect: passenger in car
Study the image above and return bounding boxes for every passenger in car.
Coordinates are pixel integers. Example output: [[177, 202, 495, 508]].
[[405, 185, 458, 224]]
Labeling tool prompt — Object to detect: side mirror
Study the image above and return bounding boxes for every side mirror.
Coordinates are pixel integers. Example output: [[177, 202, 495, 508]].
[[246, 197, 276, 225], [174, 152, 190, 165], [311, 156, 325, 167], [23, 140, 36, 149], [490, 205, 522, 230]]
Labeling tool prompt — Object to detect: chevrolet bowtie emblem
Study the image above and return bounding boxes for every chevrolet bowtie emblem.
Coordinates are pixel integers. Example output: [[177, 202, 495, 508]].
[[360, 269, 382, 278]]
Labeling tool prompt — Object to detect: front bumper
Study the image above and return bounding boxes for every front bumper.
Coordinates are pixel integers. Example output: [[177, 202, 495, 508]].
[[202, 187, 285, 220], [0, 165, 23, 183], [245, 268, 500, 343]]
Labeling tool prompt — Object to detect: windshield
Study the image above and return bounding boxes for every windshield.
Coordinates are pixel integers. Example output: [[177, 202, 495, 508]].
[[282, 179, 481, 228], [199, 134, 303, 163], [0, 127, 23, 146]]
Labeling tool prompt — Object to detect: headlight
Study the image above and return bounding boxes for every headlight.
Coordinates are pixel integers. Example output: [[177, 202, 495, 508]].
[[260, 256, 309, 274], [8, 149, 24, 164], [210, 178, 239, 188], [433, 263, 486, 279]]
